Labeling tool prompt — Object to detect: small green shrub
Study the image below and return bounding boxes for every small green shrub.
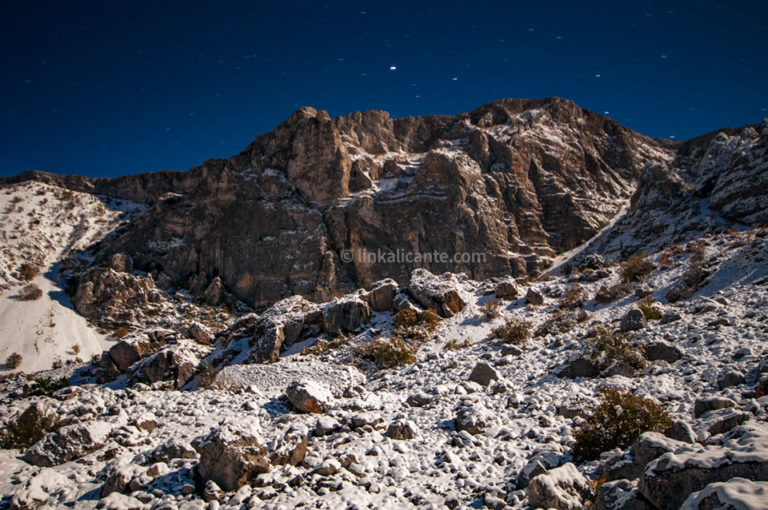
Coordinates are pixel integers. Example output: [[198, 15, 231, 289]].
[[480, 298, 502, 320], [357, 336, 417, 368], [490, 317, 532, 345], [25, 376, 71, 397], [0, 405, 61, 450], [637, 296, 662, 321], [6, 353, 22, 369], [620, 254, 656, 284], [573, 388, 672, 461]]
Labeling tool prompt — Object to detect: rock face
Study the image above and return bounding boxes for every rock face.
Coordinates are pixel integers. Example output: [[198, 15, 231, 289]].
[[31, 98, 674, 306], [408, 269, 466, 318], [197, 421, 270, 492], [24, 421, 113, 467]]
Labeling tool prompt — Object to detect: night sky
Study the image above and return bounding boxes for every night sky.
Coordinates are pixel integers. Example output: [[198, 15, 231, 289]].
[[2, 1, 766, 178]]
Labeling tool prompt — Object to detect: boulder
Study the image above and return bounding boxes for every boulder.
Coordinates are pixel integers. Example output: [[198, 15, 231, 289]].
[[366, 279, 398, 312], [495, 279, 519, 299], [110, 253, 133, 273], [204, 276, 223, 306], [525, 288, 545, 306], [322, 295, 371, 333], [680, 477, 768, 510], [664, 420, 698, 444], [147, 439, 197, 464], [269, 429, 308, 466], [285, 381, 333, 413], [189, 321, 215, 345], [406, 392, 436, 407], [249, 321, 285, 363], [644, 341, 683, 363], [717, 368, 745, 389], [559, 356, 600, 379], [631, 432, 689, 468], [314, 416, 340, 437], [694, 397, 736, 418], [455, 403, 493, 435], [620, 309, 647, 332], [468, 362, 500, 386], [197, 421, 270, 492], [24, 421, 113, 467], [517, 451, 563, 489], [385, 419, 419, 440], [595, 479, 653, 510], [527, 463, 592, 510], [128, 345, 199, 389], [408, 269, 465, 317], [639, 422, 768, 510], [108, 334, 152, 372], [696, 408, 751, 438]]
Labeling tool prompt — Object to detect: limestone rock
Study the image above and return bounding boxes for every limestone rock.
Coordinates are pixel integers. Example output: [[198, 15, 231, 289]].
[[285, 381, 334, 413], [525, 288, 544, 306], [197, 421, 270, 492], [620, 309, 647, 332], [322, 294, 371, 333], [24, 421, 113, 467], [527, 463, 592, 510], [468, 362, 500, 386], [408, 269, 465, 318], [366, 278, 398, 312]]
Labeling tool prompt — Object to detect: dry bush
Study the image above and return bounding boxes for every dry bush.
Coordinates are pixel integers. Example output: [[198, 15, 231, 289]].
[[6, 352, 22, 369], [619, 254, 656, 284], [573, 388, 672, 461], [443, 338, 472, 351], [18, 263, 39, 281], [594, 283, 631, 303], [559, 283, 585, 310], [491, 317, 533, 345], [535, 312, 576, 338], [72, 344, 81, 355], [637, 296, 662, 321], [112, 327, 130, 339], [392, 308, 418, 328], [586, 325, 646, 370], [480, 298, 502, 320], [356, 336, 417, 368], [301, 333, 349, 357], [19, 284, 43, 300]]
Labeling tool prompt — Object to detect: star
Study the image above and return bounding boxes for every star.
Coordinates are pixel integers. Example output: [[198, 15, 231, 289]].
[[389, 66, 397, 71]]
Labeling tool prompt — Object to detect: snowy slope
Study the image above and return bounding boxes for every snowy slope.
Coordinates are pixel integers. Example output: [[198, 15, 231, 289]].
[[0, 182, 143, 372]]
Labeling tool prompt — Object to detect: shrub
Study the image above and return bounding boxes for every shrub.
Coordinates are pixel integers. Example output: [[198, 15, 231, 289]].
[[0, 405, 61, 450], [586, 325, 646, 370], [18, 263, 39, 281], [573, 388, 672, 461], [594, 283, 630, 303], [620, 254, 656, 284], [18, 284, 43, 300], [112, 327, 131, 339], [6, 353, 22, 369], [301, 333, 349, 356], [480, 298, 502, 320], [490, 317, 532, 345], [418, 309, 441, 333], [357, 336, 417, 368], [72, 344, 81, 355], [25, 376, 71, 397], [443, 338, 471, 351], [559, 284, 585, 310], [637, 296, 662, 321], [392, 308, 418, 328], [535, 312, 576, 338]]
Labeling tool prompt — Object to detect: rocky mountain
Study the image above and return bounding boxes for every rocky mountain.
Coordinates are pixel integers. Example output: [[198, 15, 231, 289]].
[[1, 98, 768, 510]]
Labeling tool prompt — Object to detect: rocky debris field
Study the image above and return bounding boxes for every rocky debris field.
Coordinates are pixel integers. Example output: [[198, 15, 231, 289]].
[[1, 226, 767, 509]]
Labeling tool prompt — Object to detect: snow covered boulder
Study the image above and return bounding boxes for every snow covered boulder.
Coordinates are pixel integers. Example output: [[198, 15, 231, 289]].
[[644, 340, 683, 363], [285, 380, 334, 413], [525, 287, 545, 306], [694, 396, 736, 418], [455, 402, 494, 435], [527, 462, 592, 510], [365, 278, 398, 312], [385, 419, 419, 440], [249, 321, 285, 363], [269, 428, 308, 466], [495, 278, 519, 299], [128, 344, 199, 389], [10, 468, 71, 509], [197, 420, 270, 492], [24, 421, 113, 467], [639, 422, 768, 510], [620, 309, 646, 332], [107, 333, 153, 372], [468, 361, 500, 386], [680, 477, 768, 510], [408, 269, 465, 318], [631, 432, 689, 469], [594, 479, 652, 510], [322, 294, 371, 333]]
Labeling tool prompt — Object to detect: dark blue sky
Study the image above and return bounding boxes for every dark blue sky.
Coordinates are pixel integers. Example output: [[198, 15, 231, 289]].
[[2, 1, 766, 177]]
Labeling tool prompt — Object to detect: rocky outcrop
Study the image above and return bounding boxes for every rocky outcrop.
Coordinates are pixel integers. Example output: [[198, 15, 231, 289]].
[[527, 463, 592, 510], [24, 421, 113, 467], [285, 381, 334, 413], [73, 268, 164, 329], [408, 269, 466, 317]]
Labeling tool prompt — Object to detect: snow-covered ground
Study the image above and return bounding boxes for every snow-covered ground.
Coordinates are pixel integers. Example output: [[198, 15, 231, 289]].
[[0, 226, 766, 509], [0, 182, 143, 373]]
